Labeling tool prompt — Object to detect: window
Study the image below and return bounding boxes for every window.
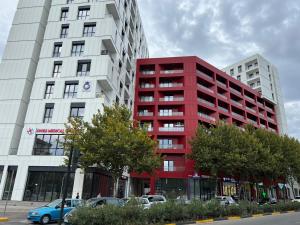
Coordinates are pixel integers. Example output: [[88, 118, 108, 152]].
[[83, 23, 96, 37], [257, 81, 261, 86], [53, 62, 62, 77], [44, 82, 55, 99], [78, 7, 90, 20], [60, 8, 69, 21], [77, 61, 91, 76], [71, 42, 85, 56], [230, 68, 234, 76], [248, 73, 253, 79], [238, 65, 242, 73], [163, 160, 174, 172], [159, 139, 173, 149], [64, 81, 78, 98], [237, 75, 241, 81], [60, 24, 69, 38], [267, 65, 270, 72], [43, 103, 54, 123], [53, 43, 62, 57], [33, 134, 65, 156], [250, 83, 255, 88], [270, 83, 273, 90], [70, 103, 85, 119], [67, 0, 74, 3]]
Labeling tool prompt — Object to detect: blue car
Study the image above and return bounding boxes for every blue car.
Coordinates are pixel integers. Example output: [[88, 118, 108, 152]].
[[27, 198, 82, 224]]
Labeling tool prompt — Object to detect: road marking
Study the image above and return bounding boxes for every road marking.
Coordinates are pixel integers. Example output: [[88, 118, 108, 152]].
[[252, 214, 264, 217]]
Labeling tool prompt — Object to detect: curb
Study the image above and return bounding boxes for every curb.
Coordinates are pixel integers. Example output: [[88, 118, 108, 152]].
[[166, 210, 299, 225], [0, 217, 9, 222]]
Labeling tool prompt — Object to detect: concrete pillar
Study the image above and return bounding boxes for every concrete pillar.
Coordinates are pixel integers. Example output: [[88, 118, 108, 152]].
[[72, 168, 85, 199], [0, 165, 8, 199], [11, 165, 28, 201]]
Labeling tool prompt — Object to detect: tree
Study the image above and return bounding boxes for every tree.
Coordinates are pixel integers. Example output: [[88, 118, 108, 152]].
[[63, 104, 162, 197]]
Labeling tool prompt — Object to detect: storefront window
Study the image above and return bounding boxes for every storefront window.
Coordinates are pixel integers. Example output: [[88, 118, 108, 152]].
[[188, 177, 216, 201], [155, 178, 186, 199], [2, 166, 17, 200], [32, 134, 64, 156], [23, 169, 74, 202]]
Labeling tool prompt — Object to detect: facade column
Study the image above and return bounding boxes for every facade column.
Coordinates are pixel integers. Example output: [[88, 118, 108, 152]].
[[11, 165, 28, 201], [0, 165, 8, 199], [72, 168, 85, 199]]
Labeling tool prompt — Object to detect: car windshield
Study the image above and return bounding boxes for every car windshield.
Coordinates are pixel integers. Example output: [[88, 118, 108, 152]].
[[295, 197, 300, 199], [45, 199, 62, 208]]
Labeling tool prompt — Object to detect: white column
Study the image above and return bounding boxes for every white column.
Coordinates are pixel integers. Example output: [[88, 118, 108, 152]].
[[0, 165, 8, 199], [72, 168, 84, 199], [11, 165, 28, 201]]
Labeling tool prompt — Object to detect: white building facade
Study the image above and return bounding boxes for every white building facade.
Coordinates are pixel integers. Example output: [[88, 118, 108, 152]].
[[0, 0, 148, 201], [223, 54, 287, 135]]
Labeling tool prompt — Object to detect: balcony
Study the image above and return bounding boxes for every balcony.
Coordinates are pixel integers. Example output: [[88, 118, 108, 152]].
[[232, 112, 244, 120], [141, 70, 155, 75], [259, 112, 265, 117], [245, 95, 255, 103], [231, 99, 243, 107], [218, 93, 228, 100], [267, 117, 275, 123], [158, 144, 184, 150], [246, 106, 256, 113], [159, 83, 183, 88], [247, 118, 257, 125], [198, 112, 216, 122], [159, 127, 184, 132], [265, 106, 274, 112], [162, 166, 185, 172], [217, 81, 227, 88], [260, 124, 266, 129], [138, 112, 154, 116], [230, 87, 242, 96], [197, 84, 214, 94], [257, 102, 264, 107], [140, 97, 154, 102], [159, 97, 184, 102], [196, 70, 214, 81], [198, 98, 215, 107], [159, 112, 184, 116], [140, 83, 155, 89], [218, 106, 229, 113], [160, 69, 184, 74]]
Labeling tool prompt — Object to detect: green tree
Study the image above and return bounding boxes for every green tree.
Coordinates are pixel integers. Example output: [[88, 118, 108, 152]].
[[63, 104, 162, 197]]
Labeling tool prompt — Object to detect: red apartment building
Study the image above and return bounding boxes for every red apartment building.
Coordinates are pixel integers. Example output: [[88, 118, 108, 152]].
[[131, 56, 278, 200]]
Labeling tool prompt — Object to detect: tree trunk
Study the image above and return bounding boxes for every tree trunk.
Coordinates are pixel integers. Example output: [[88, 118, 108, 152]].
[[113, 177, 119, 197]]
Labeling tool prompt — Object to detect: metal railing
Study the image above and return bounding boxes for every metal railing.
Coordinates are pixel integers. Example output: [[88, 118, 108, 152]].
[[141, 70, 155, 75], [196, 70, 214, 80], [232, 112, 244, 120], [138, 112, 154, 116], [230, 87, 242, 95], [217, 81, 227, 88], [198, 98, 215, 107], [159, 97, 184, 102], [160, 69, 184, 74], [159, 127, 184, 132], [158, 144, 184, 150], [218, 93, 228, 99], [159, 83, 183, 88], [247, 118, 257, 125], [231, 99, 243, 107], [246, 107, 256, 113], [159, 112, 184, 116], [197, 84, 214, 93], [218, 106, 229, 112], [198, 113, 216, 121]]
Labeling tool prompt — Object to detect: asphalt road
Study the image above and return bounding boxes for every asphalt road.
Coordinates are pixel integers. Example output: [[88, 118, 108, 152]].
[[2, 211, 58, 225]]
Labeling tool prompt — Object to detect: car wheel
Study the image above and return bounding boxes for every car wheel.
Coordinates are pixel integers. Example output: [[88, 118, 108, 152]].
[[40, 215, 51, 224]]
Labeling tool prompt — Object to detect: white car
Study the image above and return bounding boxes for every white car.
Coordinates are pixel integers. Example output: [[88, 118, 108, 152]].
[[292, 196, 300, 203], [141, 195, 167, 206], [215, 196, 237, 206]]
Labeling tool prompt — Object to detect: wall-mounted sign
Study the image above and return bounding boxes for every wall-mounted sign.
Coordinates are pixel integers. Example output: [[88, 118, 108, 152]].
[[82, 81, 91, 92], [26, 128, 65, 135]]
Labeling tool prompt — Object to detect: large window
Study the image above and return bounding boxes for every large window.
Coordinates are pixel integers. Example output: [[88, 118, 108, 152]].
[[60, 8, 69, 21], [23, 168, 74, 202], [2, 166, 18, 200], [32, 134, 64, 156], [71, 42, 85, 56], [53, 62, 62, 77], [163, 160, 174, 172], [43, 103, 54, 123], [64, 81, 78, 98], [60, 24, 69, 38], [70, 103, 85, 119], [0, 166, 3, 187], [83, 23, 96, 37], [78, 7, 90, 20], [77, 61, 91, 76], [53, 43, 62, 57], [44, 82, 54, 99]]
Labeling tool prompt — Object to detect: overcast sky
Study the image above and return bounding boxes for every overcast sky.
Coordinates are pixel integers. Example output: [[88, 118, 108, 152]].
[[1, 0, 300, 139]]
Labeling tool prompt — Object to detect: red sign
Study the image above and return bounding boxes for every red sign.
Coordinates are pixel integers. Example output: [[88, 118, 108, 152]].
[[36, 129, 65, 133]]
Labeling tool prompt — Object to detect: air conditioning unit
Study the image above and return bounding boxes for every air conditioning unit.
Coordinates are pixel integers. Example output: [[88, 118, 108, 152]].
[[101, 50, 109, 55]]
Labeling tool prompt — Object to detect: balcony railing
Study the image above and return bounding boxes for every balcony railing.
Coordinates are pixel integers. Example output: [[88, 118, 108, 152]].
[[140, 98, 154, 102], [198, 98, 215, 107], [159, 83, 183, 88], [140, 84, 155, 88], [159, 97, 184, 102], [230, 87, 242, 95], [245, 95, 255, 102], [196, 70, 214, 80], [138, 112, 154, 116], [231, 99, 243, 107], [162, 166, 185, 172], [141, 70, 155, 75], [246, 107, 256, 113], [158, 144, 184, 150], [265, 106, 274, 112], [159, 112, 184, 116], [218, 93, 228, 100], [160, 69, 184, 74], [267, 117, 275, 123], [260, 124, 266, 128], [257, 102, 264, 107], [197, 84, 214, 93], [159, 127, 184, 132], [218, 106, 229, 113], [198, 112, 216, 121], [217, 81, 227, 88], [232, 112, 244, 120], [259, 112, 265, 117], [247, 118, 257, 125]]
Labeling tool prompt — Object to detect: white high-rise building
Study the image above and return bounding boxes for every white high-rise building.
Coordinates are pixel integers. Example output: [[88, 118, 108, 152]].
[[0, 0, 148, 201], [223, 54, 287, 134]]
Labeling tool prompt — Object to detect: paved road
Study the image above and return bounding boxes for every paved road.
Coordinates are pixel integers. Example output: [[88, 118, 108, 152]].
[[195, 212, 300, 225]]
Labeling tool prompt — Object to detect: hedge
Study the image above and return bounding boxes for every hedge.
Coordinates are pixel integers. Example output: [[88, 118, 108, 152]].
[[69, 200, 300, 225]]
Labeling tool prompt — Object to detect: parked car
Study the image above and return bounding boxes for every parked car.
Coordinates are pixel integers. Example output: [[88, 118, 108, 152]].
[[215, 196, 237, 206], [64, 197, 124, 225], [292, 196, 300, 203], [141, 195, 167, 206], [125, 197, 152, 209], [27, 198, 82, 224]]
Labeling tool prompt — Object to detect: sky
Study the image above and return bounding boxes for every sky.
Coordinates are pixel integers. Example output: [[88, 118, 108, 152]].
[[1, 0, 300, 139]]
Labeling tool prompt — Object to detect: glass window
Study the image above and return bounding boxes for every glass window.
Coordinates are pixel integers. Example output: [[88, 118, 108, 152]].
[[77, 61, 91, 76], [43, 103, 54, 123], [44, 82, 54, 99], [33, 134, 64, 156], [60, 8, 69, 21], [71, 42, 85, 56], [67, 0, 74, 3], [83, 23, 96, 37], [237, 75, 241, 81], [238, 65, 242, 73], [163, 160, 174, 171], [230, 68, 234, 76], [60, 24, 69, 38], [53, 62, 62, 77], [3, 166, 18, 200], [64, 82, 78, 98], [70, 103, 85, 119], [53, 43, 62, 57], [78, 7, 90, 20], [0, 166, 3, 187]]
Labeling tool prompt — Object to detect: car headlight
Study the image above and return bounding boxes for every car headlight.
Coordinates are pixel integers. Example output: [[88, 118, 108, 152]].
[[31, 212, 40, 216]]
